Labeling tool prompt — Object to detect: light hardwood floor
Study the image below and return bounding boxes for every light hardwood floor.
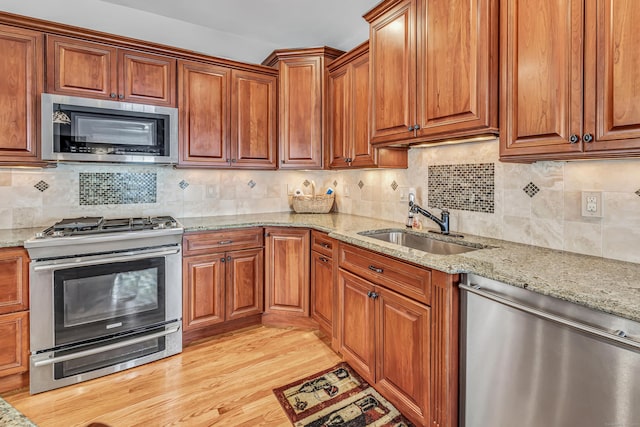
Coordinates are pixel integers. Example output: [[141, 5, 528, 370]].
[[3, 326, 342, 427]]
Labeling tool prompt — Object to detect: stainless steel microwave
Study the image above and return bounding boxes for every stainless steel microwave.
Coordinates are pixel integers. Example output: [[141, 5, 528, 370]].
[[41, 93, 178, 164]]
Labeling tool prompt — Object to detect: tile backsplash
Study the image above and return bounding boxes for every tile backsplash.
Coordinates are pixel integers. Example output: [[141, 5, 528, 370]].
[[2, 138, 640, 264]]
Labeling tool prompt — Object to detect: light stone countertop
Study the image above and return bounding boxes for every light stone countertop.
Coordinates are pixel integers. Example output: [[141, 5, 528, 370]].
[[179, 212, 640, 324], [0, 397, 36, 427], [0, 227, 42, 249]]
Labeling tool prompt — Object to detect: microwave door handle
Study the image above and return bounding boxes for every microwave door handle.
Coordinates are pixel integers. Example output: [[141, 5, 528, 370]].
[[32, 248, 180, 272], [32, 324, 181, 367]]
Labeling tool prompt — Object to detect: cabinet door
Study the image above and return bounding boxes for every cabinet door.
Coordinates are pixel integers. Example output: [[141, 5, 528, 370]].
[[0, 311, 29, 378], [310, 250, 334, 333], [416, 0, 498, 139], [46, 35, 117, 100], [328, 64, 351, 168], [368, 0, 417, 144], [499, 0, 584, 158], [119, 49, 176, 107], [178, 60, 231, 166], [264, 228, 310, 316], [584, 0, 640, 152], [226, 248, 264, 320], [230, 69, 277, 169], [278, 57, 323, 169], [338, 269, 376, 384], [350, 51, 376, 167], [0, 248, 29, 315], [376, 286, 431, 426], [0, 26, 42, 163], [182, 253, 226, 331]]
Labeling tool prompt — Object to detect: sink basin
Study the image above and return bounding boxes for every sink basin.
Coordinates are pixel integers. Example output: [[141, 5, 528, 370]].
[[358, 229, 478, 255]]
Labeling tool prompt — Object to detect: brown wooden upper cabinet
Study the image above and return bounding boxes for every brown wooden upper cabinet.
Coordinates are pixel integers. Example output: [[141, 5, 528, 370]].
[[0, 25, 43, 165], [327, 41, 408, 169], [364, 0, 498, 146], [263, 47, 343, 169], [178, 60, 277, 169], [46, 35, 176, 107], [500, 0, 640, 161]]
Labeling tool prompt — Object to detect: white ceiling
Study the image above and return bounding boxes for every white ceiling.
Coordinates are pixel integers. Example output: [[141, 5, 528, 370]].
[[100, 0, 380, 61]]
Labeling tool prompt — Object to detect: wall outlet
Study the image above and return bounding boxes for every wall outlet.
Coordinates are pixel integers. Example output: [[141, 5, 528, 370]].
[[581, 191, 603, 217], [206, 185, 217, 199]]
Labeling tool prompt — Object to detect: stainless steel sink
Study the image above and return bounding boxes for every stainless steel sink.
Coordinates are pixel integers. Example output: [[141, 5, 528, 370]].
[[358, 229, 478, 255]]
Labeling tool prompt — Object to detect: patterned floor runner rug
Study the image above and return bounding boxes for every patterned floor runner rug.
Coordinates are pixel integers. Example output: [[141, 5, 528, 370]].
[[273, 362, 414, 427]]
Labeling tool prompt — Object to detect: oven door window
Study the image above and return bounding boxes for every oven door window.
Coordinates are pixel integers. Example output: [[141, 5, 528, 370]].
[[54, 257, 166, 346]]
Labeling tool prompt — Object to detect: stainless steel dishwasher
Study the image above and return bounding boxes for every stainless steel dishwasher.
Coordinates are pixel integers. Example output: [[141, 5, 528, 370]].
[[459, 274, 640, 427]]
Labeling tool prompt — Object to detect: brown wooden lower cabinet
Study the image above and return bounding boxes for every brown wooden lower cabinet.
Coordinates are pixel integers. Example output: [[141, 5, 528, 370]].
[[0, 247, 30, 393], [264, 228, 311, 325], [338, 242, 458, 427], [310, 231, 338, 348], [182, 229, 264, 344]]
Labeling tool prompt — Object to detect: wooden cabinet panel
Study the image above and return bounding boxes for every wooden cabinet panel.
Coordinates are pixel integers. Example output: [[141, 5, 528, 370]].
[[226, 248, 264, 320], [47, 35, 176, 106], [182, 253, 226, 331], [328, 65, 350, 167], [178, 60, 231, 166], [500, 0, 583, 158], [264, 227, 310, 316], [0, 311, 29, 377], [586, 0, 640, 152], [339, 269, 376, 384], [310, 230, 335, 257], [0, 248, 29, 315], [368, 0, 417, 144], [310, 251, 334, 333], [351, 51, 376, 166], [339, 243, 431, 305], [0, 25, 42, 163], [230, 69, 277, 168], [183, 228, 263, 256], [376, 286, 430, 426], [416, 0, 498, 138], [47, 35, 117, 99], [119, 50, 176, 106]]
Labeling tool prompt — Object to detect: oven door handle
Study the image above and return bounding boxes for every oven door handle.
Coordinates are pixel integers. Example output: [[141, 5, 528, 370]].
[[33, 324, 181, 367], [32, 248, 180, 271]]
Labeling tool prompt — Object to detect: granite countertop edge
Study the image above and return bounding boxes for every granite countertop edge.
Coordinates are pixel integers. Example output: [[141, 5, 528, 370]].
[[0, 397, 36, 427]]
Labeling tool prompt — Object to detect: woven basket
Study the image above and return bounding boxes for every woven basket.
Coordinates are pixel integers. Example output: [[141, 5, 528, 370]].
[[292, 193, 335, 213]]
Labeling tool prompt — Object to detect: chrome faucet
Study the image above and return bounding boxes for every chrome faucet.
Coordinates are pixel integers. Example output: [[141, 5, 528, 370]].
[[407, 192, 450, 234]]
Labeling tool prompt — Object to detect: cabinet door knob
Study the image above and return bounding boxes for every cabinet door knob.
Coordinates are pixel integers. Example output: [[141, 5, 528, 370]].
[[319, 256, 329, 263], [413, 124, 420, 131], [583, 133, 594, 143], [569, 134, 580, 144], [227, 256, 231, 262], [220, 257, 226, 263], [370, 292, 379, 299], [118, 94, 124, 99], [367, 291, 373, 298], [408, 125, 414, 131], [110, 93, 117, 98]]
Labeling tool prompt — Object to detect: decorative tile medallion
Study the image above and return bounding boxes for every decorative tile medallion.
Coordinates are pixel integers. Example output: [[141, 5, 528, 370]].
[[523, 182, 540, 198], [79, 172, 157, 205], [636, 189, 640, 197], [428, 163, 495, 213], [391, 180, 398, 191], [179, 180, 189, 190], [333, 180, 338, 187], [357, 180, 364, 189], [248, 179, 256, 189], [34, 180, 49, 192], [303, 180, 311, 187]]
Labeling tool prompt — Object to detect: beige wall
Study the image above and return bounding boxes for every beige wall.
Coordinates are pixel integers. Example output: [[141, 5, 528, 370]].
[[2, 138, 639, 263]]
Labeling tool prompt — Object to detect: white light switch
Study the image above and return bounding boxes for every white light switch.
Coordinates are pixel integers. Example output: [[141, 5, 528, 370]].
[[581, 191, 603, 217]]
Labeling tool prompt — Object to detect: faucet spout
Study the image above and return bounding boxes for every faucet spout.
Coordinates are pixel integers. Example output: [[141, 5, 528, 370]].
[[408, 195, 450, 234]]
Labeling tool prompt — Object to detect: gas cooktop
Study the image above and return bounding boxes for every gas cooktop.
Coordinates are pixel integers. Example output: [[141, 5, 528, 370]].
[[34, 216, 180, 239]]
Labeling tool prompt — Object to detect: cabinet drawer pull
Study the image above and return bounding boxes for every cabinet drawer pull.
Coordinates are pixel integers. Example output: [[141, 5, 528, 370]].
[[368, 265, 383, 274], [218, 240, 233, 245], [319, 256, 329, 263], [320, 242, 331, 249]]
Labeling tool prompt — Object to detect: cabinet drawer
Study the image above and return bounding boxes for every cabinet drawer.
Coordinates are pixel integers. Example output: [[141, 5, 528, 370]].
[[311, 230, 335, 257], [338, 243, 431, 305], [183, 228, 263, 255]]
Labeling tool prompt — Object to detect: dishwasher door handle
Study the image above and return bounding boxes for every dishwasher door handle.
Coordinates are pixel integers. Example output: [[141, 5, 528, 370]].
[[460, 284, 640, 350]]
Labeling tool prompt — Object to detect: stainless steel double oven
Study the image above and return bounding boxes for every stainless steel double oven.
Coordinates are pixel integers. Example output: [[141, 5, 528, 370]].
[[25, 216, 183, 394]]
